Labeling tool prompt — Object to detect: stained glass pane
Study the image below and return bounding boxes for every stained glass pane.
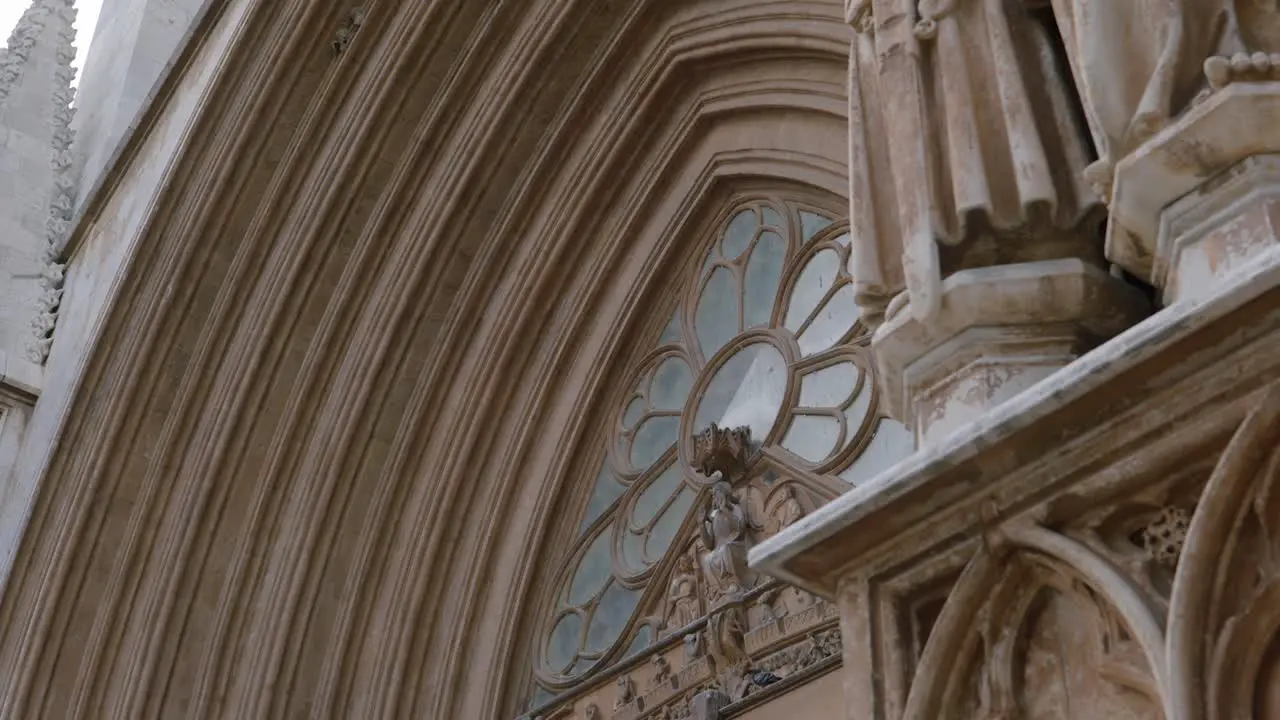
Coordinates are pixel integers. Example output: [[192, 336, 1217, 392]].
[[743, 231, 787, 329], [579, 464, 627, 534], [630, 415, 679, 469], [838, 419, 915, 485], [696, 267, 739, 360], [782, 414, 842, 463], [547, 612, 583, 672], [646, 486, 695, 561], [797, 283, 859, 356], [800, 211, 834, 240], [798, 362, 860, 408], [585, 580, 642, 652], [568, 529, 613, 605], [762, 206, 785, 229], [650, 357, 693, 410], [785, 249, 840, 331], [632, 464, 683, 527], [833, 232, 851, 246], [694, 343, 788, 443], [622, 528, 645, 570], [722, 209, 757, 259]]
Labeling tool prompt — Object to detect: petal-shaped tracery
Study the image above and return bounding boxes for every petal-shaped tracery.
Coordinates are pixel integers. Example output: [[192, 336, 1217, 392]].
[[537, 200, 915, 692]]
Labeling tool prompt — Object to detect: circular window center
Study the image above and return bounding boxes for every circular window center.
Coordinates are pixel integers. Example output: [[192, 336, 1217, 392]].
[[692, 342, 788, 445]]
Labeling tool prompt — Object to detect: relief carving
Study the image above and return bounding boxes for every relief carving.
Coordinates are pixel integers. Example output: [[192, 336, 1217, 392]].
[[663, 555, 701, 635], [698, 482, 756, 603], [691, 425, 751, 483]]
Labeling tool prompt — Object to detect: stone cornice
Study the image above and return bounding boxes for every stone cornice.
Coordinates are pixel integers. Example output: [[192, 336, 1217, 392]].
[[752, 248, 1280, 597]]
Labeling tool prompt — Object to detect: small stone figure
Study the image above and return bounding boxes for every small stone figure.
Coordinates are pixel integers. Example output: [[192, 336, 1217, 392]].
[[665, 555, 701, 632], [651, 654, 672, 689], [614, 675, 636, 711], [698, 482, 756, 600]]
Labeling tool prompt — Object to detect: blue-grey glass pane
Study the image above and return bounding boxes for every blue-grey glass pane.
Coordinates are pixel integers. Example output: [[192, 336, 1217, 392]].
[[650, 357, 693, 410], [833, 232, 850, 246], [622, 528, 645, 570], [798, 362, 860, 408], [839, 418, 915, 486], [632, 464, 684, 528], [626, 625, 654, 656], [743, 231, 787, 329], [585, 579, 642, 652], [547, 612, 583, 672], [646, 486, 695, 561], [660, 311, 682, 344], [694, 343, 788, 443], [800, 211, 834, 240], [785, 249, 841, 331], [762, 206, 785, 229], [782, 415, 842, 463], [630, 415, 678, 469], [723, 209, 757, 259], [797, 283, 859, 356], [579, 464, 627, 535], [530, 685, 557, 710], [696, 267, 739, 360], [622, 397, 644, 429], [842, 378, 875, 447], [568, 528, 613, 605]]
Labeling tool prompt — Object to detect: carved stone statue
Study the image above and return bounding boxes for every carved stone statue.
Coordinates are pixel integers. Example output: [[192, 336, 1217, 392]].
[[698, 482, 756, 599], [705, 604, 749, 670], [683, 630, 704, 664], [849, 0, 1102, 323], [1050, 0, 1230, 179], [665, 554, 701, 633]]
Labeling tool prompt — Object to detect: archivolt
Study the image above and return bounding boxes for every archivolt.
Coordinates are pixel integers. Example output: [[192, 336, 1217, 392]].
[[0, 1, 851, 718]]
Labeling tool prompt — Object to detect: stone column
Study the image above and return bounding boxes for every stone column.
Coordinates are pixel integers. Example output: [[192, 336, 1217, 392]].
[[845, 0, 1149, 446]]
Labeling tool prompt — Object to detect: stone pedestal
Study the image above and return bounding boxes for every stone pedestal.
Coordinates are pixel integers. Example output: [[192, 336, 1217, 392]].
[[872, 258, 1149, 447], [1109, 83, 1280, 304]]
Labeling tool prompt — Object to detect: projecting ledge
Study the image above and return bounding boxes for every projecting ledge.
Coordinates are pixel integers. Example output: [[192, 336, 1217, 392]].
[[748, 245, 1280, 599]]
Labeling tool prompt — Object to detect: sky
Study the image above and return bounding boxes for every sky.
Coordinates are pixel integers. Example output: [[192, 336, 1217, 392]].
[[0, 0, 106, 90]]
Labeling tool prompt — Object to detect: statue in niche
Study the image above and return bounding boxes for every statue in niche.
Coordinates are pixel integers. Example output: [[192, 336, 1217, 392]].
[[698, 481, 756, 601], [651, 654, 672, 689], [582, 704, 600, 720], [706, 604, 749, 670], [664, 554, 701, 634]]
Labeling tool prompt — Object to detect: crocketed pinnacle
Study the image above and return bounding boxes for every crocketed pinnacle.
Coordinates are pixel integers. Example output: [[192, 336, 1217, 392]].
[[0, 0, 78, 368]]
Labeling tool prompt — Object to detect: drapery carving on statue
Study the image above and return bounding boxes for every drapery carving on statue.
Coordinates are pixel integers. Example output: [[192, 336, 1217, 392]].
[[899, 527, 1168, 719], [1167, 383, 1280, 720], [698, 482, 758, 604], [663, 554, 702, 636], [846, 0, 1100, 323]]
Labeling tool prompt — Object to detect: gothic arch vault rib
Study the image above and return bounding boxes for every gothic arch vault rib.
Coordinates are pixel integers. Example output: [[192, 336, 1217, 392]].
[[0, 1, 853, 718]]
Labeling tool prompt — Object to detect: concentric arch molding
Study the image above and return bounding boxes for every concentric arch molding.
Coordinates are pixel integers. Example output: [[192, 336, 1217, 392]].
[[0, 1, 857, 719]]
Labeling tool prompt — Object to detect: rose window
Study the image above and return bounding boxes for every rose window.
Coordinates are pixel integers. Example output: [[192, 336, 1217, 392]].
[[536, 199, 915, 694]]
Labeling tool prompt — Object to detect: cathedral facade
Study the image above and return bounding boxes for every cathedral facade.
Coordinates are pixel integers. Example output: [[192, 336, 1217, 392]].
[[0, 0, 1278, 718]]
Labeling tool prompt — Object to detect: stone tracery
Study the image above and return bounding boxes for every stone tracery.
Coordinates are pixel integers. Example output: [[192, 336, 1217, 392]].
[[529, 199, 914, 717]]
